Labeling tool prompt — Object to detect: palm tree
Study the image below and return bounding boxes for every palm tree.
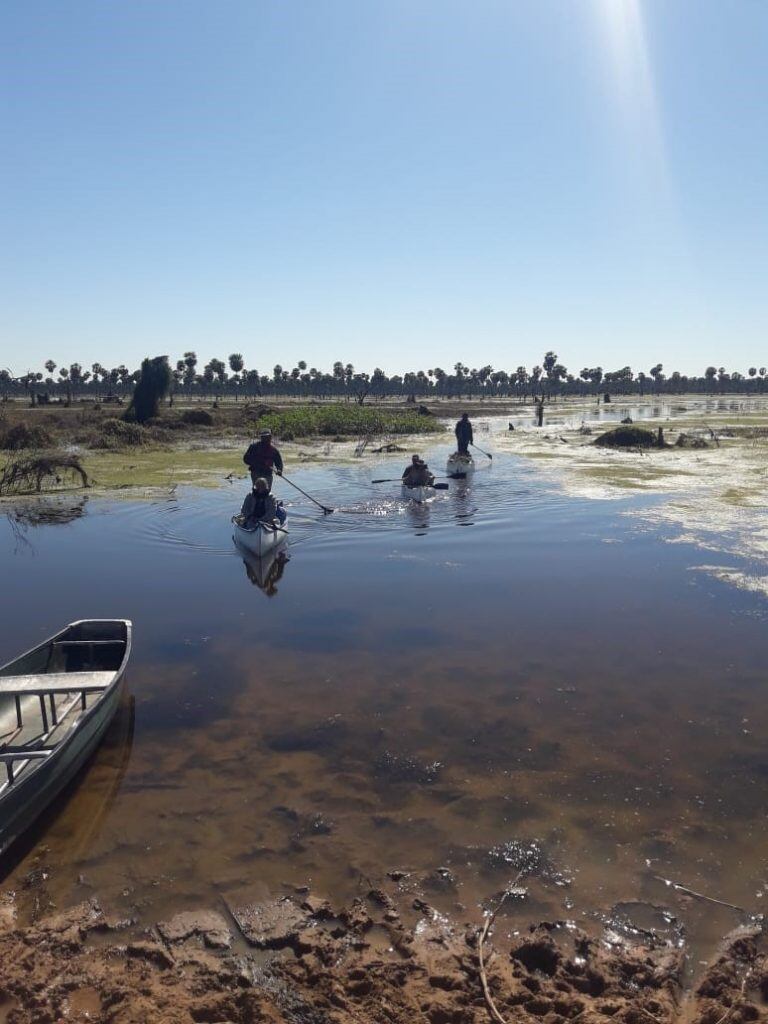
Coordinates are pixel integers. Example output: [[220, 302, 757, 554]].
[[182, 352, 197, 389], [229, 354, 244, 399]]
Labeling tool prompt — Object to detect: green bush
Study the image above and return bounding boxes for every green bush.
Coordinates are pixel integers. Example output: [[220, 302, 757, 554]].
[[1, 422, 54, 450], [258, 404, 444, 441]]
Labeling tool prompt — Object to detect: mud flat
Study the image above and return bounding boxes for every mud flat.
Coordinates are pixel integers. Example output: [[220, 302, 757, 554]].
[[2, 877, 767, 1024]]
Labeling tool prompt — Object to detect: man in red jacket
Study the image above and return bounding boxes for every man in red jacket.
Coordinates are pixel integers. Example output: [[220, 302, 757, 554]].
[[243, 430, 284, 491]]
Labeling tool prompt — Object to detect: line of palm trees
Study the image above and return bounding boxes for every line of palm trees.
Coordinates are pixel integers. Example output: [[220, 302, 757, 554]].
[[2, 352, 767, 403]]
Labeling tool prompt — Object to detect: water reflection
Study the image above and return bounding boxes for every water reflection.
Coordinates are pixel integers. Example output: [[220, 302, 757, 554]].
[[239, 548, 291, 597], [0, 694, 135, 900]]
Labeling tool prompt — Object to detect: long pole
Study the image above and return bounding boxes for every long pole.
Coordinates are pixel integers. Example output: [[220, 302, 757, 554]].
[[278, 472, 333, 514], [470, 441, 493, 460]]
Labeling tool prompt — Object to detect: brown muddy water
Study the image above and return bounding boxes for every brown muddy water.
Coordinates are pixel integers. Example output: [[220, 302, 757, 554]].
[[1, 414, 767, 964]]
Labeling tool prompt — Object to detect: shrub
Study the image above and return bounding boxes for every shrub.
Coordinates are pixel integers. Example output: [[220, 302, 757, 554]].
[[91, 418, 149, 449], [0, 452, 89, 494], [1, 422, 54, 450], [181, 408, 214, 426], [675, 432, 709, 449], [594, 426, 659, 449]]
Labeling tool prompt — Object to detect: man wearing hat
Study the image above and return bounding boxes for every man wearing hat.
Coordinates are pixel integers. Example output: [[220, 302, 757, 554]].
[[243, 429, 283, 491]]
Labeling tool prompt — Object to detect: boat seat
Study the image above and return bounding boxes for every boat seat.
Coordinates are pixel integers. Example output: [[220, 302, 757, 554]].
[[0, 748, 52, 785], [0, 672, 113, 695]]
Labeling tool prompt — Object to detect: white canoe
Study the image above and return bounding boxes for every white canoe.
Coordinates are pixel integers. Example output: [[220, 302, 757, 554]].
[[232, 518, 288, 558], [401, 483, 436, 502], [0, 619, 132, 856], [447, 453, 475, 477]]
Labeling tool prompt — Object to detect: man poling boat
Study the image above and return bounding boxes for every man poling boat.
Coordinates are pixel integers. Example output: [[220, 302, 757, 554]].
[[455, 412, 473, 455], [243, 429, 283, 491], [232, 476, 288, 558]]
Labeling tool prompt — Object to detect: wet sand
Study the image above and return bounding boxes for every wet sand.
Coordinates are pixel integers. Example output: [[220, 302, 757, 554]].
[[2, 882, 767, 1023]]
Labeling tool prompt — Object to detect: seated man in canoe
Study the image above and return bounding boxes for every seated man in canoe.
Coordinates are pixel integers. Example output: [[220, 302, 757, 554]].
[[243, 429, 283, 490], [239, 478, 287, 528], [402, 455, 435, 488]]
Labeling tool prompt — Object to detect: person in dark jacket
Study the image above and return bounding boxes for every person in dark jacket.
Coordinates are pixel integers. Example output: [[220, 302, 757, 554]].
[[239, 478, 287, 527], [243, 429, 283, 490], [402, 455, 434, 487], [455, 413, 473, 454]]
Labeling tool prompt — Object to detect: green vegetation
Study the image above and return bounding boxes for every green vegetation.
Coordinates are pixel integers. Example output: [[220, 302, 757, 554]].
[[258, 404, 444, 441], [91, 418, 150, 449]]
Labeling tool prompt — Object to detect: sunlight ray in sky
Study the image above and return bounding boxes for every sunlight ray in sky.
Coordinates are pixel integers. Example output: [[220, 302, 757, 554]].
[[593, 0, 668, 184]]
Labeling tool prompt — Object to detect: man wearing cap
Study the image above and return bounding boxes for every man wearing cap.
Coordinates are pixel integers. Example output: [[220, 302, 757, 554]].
[[243, 429, 283, 491], [402, 454, 434, 488]]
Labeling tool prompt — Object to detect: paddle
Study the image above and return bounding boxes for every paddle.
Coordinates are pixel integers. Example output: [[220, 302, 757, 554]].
[[371, 478, 449, 489], [470, 441, 493, 460], [277, 472, 333, 514]]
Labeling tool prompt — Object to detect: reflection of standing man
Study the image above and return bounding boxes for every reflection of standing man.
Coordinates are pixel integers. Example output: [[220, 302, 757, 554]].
[[243, 429, 283, 490], [455, 413, 473, 455]]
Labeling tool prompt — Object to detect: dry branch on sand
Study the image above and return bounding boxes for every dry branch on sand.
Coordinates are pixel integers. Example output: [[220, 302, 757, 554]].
[[0, 451, 90, 495]]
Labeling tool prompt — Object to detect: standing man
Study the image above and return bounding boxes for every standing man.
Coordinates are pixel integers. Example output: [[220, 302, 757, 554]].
[[454, 412, 473, 455], [244, 429, 283, 491]]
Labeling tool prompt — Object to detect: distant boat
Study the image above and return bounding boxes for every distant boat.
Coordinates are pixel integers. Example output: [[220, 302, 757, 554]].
[[0, 619, 132, 856], [447, 453, 475, 478], [232, 516, 288, 558]]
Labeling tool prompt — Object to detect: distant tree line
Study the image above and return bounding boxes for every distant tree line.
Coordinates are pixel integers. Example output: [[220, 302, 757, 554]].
[[2, 352, 767, 405]]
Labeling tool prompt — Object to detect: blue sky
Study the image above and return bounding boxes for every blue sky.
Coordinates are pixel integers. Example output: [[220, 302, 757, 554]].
[[1, 1, 766, 378]]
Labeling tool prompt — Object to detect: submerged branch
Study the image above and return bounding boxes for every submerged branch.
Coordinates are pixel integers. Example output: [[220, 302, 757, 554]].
[[652, 875, 745, 913], [477, 871, 527, 1024]]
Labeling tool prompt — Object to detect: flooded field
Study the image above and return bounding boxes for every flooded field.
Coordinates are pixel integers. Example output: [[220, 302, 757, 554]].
[[1, 399, 767, 967]]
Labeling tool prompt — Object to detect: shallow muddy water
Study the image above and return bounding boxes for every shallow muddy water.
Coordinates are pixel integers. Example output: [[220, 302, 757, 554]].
[[1, 425, 767, 961]]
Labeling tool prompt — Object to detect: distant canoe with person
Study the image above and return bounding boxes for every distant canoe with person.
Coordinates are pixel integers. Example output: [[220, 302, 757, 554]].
[[447, 452, 475, 477]]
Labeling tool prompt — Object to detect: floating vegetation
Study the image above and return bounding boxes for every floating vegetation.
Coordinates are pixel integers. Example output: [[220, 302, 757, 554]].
[[258, 404, 444, 441]]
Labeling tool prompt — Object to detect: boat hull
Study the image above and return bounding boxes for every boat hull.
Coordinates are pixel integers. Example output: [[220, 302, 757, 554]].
[[0, 619, 131, 857], [233, 520, 288, 558], [400, 483, 436, 502], [447, 454, 475, 477]]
